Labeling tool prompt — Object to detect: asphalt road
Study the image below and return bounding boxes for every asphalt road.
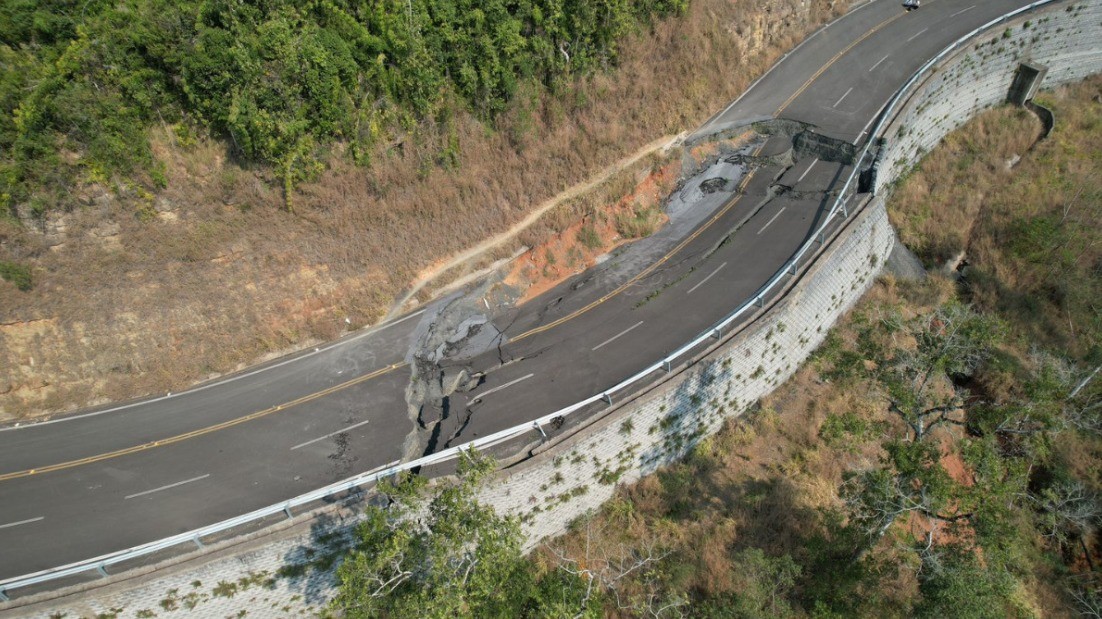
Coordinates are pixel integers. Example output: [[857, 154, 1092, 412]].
[[0, 0, 1045, 583]]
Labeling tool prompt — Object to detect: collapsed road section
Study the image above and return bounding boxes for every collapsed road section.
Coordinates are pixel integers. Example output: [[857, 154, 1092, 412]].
[[398, 120, 856, 457]]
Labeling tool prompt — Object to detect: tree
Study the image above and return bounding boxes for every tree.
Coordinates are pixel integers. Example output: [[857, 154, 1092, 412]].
[[912, 544, 1017, 619], [329, 448, 611, 618], [842, 302, 1002, 546], [1033, 479, 1101, 547], [547, 516, 685, 618], [866, 302, 1002, 443], [329, 449, 534, 618], [1, 0, 689, 215], [1066, 363, 1102, 434], [693, 548, 801, 619]]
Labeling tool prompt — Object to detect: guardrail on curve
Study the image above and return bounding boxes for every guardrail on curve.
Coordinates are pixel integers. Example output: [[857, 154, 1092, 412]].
[[0, 0, 1060, 601]]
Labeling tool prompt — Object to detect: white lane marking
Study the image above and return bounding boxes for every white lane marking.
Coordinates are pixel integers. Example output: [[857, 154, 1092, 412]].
[[869, 54, 890, 72], [592, 321, 646, 352], [757, 207, 788, 235], [291, 419, 373, 451], [951, 5, 976, 17], [687, 263, 728, 295], [906, 27, 929, 43], [0, 516, 44, 530], [2, 309, 428, 432], [125, 474, 210, 500], [473, 374, 535, 401], [832, 87, 854, 109], [700, 0, 879, 129], [796, 159, 818, 183]]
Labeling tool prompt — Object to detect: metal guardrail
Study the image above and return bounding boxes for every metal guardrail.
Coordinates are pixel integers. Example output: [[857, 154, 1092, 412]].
[[0, 0, 1061, 602]]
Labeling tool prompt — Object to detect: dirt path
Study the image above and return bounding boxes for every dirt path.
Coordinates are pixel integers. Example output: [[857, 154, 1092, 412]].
[[384, 132, 686, 319]]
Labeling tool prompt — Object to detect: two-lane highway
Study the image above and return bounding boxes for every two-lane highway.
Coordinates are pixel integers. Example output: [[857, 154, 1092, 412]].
[[0, 0, 1050, 584]]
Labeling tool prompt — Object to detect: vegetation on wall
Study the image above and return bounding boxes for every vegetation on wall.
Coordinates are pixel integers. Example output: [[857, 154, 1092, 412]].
[[0, 0, 686, 214]]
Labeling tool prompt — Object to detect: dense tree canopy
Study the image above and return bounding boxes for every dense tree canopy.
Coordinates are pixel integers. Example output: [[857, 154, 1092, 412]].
[[329, 450, 607, 618], [0, 0, 687, 213]]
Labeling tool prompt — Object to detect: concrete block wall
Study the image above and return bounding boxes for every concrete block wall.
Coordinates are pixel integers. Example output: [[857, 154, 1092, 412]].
[[1, 516, 352, 618], [875, 0, 1102, 194]]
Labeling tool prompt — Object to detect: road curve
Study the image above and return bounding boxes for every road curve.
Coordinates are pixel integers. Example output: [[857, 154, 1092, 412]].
[[0, 0, 1046, 582]]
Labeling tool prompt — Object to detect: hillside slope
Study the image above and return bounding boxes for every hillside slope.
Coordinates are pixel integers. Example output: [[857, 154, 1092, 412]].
[[0, 0, 844, 420]]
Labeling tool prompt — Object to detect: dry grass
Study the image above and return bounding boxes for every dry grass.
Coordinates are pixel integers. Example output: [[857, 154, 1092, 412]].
[[889, 76, 1102, 360], [0, 0, 848, 419], [391, 134, 683, 316], [505, 152, 683, 303], [888, 107, 1043, 267]]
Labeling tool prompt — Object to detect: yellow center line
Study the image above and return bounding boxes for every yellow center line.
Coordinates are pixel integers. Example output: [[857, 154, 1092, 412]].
[[773, 9, 909, 117], [0, 362, 408, 482], [513, 156, 762, 343]]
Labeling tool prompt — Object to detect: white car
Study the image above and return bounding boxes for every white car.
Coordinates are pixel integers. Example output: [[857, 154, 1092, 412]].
[[903, 0, 920, 10]]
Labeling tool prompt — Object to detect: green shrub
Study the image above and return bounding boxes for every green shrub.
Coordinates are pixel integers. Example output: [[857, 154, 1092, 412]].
[[818, 411, 877, 449], [0, 260, 32, 291], [577, 224, 602, 250], [1, 0, 688, 213]]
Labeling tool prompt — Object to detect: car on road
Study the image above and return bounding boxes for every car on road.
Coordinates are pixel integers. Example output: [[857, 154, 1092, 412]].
[[903, 0, 920, 10]]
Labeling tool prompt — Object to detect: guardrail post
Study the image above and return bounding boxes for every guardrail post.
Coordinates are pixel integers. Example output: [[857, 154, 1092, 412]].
[[283, 506, 294, 520], [96, 564, 108, 577], [533, 421, 548, 440], [755, 296, 764, 308], [0, 587, 8, 602], [192, 535, 205, 549], [788, 261, 799, 276], [663, 360, 672, 372], [602, 393, 613, 405]]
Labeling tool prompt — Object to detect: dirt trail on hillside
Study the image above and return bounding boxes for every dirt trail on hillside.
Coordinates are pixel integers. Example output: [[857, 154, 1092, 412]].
[[385, 132, 686, 319]]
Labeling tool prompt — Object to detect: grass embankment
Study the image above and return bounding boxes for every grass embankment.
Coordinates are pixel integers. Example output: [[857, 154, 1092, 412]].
[[0, 0, 844, 419], [535, 77, 1102, 617]]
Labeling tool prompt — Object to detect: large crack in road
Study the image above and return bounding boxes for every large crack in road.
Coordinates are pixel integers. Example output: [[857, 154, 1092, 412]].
[[396, 121, 847, 452]]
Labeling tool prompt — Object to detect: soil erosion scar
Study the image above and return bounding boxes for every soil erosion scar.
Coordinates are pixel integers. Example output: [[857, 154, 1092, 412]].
[[512, 149, 764, 343]]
